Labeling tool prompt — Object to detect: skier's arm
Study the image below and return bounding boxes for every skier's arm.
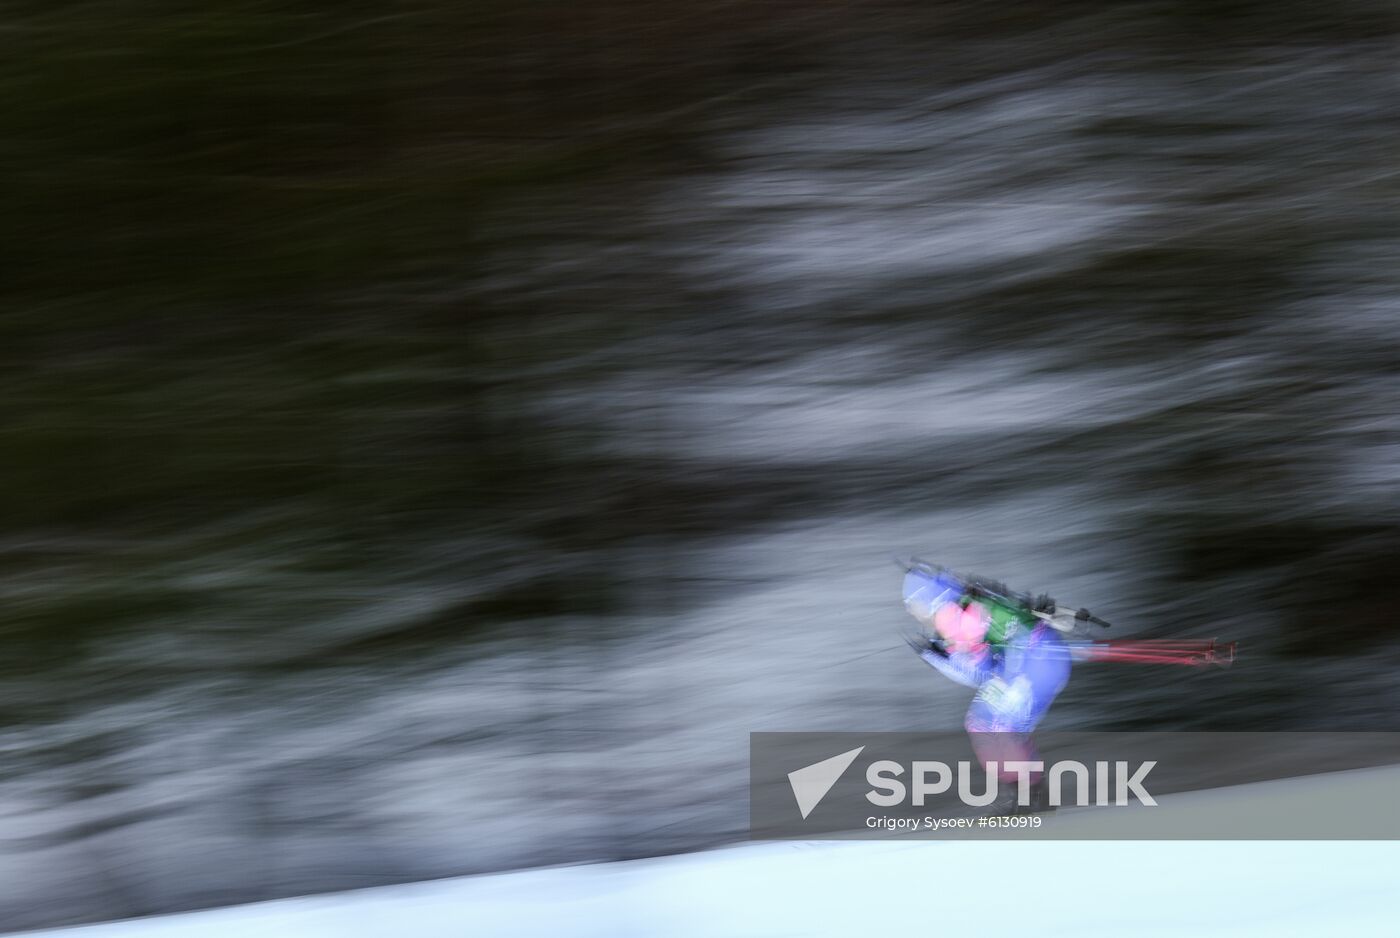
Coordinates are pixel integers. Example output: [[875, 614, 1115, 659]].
[[918, 645, 995, 689]]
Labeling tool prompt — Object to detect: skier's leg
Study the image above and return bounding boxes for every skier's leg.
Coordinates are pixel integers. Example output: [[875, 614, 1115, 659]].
[[966, 727, 1037, 780], [1017, 624, 1072, 729], [965, 697, 1036, 779], [965, 626, 1071, 778]]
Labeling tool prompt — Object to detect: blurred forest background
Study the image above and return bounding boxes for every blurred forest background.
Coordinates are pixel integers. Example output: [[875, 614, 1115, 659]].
[[1, 1, 1397, 930]]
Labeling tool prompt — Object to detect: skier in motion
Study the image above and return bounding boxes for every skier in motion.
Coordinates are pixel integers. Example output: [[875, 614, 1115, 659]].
[[900, 562, 1072, 802]]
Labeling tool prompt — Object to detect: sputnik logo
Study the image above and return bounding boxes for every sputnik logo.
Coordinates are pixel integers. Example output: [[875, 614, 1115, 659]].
[[787, 746, 865, 819]]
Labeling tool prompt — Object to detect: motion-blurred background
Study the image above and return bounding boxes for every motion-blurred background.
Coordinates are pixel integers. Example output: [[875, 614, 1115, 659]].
[[2, 1, 1397, 930]]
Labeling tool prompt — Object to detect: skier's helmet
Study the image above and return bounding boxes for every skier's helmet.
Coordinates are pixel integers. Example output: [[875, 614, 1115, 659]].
[[901, 566, 960, 622]]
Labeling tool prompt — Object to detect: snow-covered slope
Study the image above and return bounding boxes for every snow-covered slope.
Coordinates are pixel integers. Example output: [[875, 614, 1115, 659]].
[[16, 765, 1399, 937]]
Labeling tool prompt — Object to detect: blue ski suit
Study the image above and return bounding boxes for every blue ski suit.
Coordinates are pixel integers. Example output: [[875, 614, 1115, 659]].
[[919, 622, 1071, 735]]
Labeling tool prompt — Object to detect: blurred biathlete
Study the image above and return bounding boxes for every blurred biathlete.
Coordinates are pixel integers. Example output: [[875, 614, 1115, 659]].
[[899, 561, 1234, 809], [900, 563, 1071, 806]]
